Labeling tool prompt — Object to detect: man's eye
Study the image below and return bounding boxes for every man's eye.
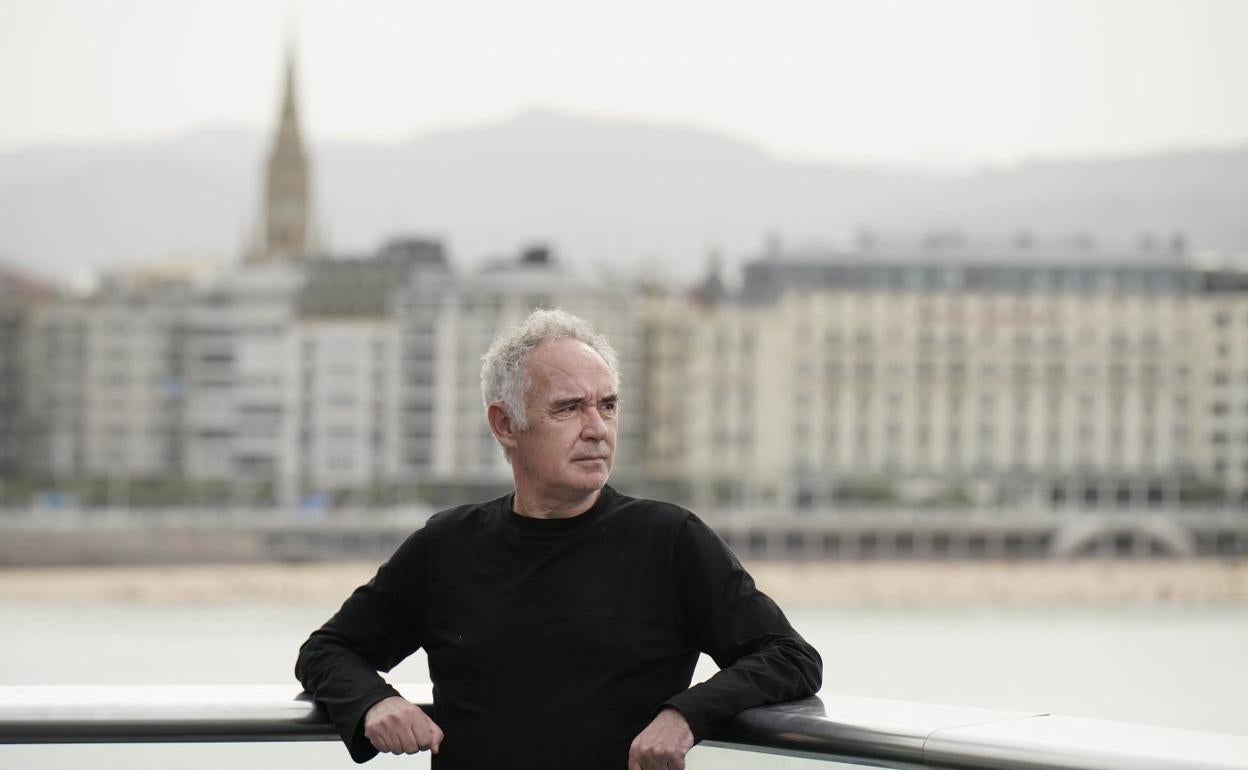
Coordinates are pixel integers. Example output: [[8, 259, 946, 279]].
[[601, 401, 617, 413]]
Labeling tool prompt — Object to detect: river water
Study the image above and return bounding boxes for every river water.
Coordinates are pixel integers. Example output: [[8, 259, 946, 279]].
[[2, 602, 1245, 768]]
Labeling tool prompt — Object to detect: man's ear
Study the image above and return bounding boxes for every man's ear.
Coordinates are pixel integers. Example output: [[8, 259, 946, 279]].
[[487, 402, 520, 451]]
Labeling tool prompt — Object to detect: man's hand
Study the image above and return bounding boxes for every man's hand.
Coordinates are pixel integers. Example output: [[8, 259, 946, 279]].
[[629, 707, 695, 770], [363, 695, 444, 756]]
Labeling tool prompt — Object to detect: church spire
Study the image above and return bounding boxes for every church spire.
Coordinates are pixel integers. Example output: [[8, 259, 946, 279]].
[[254, 45, 311, 263], [278, 48, 301, 148]]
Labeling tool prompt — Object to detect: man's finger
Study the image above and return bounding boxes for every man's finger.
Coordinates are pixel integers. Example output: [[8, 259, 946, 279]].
[[369, 732, 391, 754], [429, 722, 444, 754], [384, 733, 403, 755], [404, 721, 426, 753], [411, 718, 431, 748], [386, 731, 404, 755]]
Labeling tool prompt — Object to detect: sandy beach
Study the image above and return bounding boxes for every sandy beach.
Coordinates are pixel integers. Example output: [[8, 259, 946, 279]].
[[1, 559, 1245, 606]]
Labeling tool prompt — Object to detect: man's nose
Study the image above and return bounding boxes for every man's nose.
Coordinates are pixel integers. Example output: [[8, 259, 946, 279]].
[[581, 405, 608, 439]]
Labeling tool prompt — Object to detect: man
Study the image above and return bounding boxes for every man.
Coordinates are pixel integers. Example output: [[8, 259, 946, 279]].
[[296, 309, 821, 769]]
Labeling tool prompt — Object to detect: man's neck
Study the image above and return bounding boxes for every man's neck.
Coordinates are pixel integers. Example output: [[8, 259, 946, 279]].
[[512, 486, 602, 520]]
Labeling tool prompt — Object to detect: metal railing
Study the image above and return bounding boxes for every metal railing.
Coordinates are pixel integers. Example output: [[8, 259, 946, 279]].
[[2, 685, 1246, 769]]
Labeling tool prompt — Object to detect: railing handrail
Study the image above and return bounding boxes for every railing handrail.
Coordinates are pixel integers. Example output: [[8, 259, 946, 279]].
[[1, 684, 1246, 769]]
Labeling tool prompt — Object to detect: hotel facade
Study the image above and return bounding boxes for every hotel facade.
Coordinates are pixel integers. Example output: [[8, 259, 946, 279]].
[[640, 237, 1244, 511]]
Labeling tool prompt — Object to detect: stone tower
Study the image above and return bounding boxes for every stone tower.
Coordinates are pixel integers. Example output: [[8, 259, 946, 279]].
[[255, 49, 311, 263]]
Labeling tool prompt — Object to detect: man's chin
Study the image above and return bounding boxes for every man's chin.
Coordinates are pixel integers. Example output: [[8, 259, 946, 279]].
[[569, 461, 611, 486]]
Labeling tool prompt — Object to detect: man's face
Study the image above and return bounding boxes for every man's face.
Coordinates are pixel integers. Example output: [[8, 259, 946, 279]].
[[510, 337, 618, 502]]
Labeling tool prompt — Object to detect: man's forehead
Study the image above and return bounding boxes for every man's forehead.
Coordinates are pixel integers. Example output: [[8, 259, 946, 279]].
[[529, 339, 611, 376], [539, 374, 617, 402], [528, 340, 615, 397]]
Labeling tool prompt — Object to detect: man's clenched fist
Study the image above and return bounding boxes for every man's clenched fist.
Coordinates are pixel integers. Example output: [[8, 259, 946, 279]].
[[363, 695, 444, 756], [628, 707, 695, 770]]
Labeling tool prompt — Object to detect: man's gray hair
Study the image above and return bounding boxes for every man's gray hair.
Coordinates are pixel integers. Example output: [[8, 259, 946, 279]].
[[481, 308, 619, 430]]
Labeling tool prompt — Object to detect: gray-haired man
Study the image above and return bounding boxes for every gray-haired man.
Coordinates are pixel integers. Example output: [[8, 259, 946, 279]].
[[296, 309, 821, 769]]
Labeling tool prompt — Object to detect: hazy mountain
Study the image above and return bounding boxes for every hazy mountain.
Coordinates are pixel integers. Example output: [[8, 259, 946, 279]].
[[1, 109, 1245, 286]]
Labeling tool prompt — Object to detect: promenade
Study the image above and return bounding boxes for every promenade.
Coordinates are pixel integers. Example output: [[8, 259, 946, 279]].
[[2, 559, 1245, 606]]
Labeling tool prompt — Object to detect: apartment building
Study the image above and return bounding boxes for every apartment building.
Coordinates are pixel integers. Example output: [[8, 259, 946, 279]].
[[643, 236, 1232, 510], [182, 263, 303, 503], [29, 282, 190, 499], [1198, 270, 1248, 499], [286, 240, 441, 502], [0, 269, 58, 485]]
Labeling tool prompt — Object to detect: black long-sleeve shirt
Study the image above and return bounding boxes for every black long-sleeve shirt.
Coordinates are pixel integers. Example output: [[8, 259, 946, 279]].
[[295, 485, 822, 768]]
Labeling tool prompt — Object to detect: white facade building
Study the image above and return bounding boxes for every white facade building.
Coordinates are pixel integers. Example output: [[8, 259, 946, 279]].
[[183, 264, 303, 503], [641, 238, 1236, 510], [30, 285, 190, 499], [290, 320, 401, 500], [285, 245, 433, 502]]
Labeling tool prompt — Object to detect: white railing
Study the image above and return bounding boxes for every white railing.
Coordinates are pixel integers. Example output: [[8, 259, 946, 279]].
[[1, 685, 1246, 769]]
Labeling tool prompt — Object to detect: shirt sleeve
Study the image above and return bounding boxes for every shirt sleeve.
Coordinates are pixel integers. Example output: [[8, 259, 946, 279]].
[[661, 512, 823, 742], [294, 524, 430, 763]]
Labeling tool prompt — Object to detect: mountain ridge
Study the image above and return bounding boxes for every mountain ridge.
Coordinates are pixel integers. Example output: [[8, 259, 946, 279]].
[[2, 110, 1245, 285]]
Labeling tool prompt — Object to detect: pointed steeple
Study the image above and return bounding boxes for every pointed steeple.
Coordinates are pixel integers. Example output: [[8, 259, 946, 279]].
[[254, 45, 311, 263], [277, 50, 302, 150]]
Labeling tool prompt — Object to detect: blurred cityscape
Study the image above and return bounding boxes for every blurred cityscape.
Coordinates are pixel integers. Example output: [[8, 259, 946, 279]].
[[2, 54, 1247, 565]]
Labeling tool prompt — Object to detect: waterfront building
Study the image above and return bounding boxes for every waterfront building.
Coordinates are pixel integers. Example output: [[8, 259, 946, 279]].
[[29, 280, 191, 502], [1197, 269, 1248, 501], [641, 234, 1239, 510], [0, 268, 59, 489], [288, 240, 441, 503], [182, 263, 303, 504], [110, 243, 436, 507]]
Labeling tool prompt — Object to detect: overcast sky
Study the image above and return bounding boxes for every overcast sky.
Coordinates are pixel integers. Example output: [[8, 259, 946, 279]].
[[1, 0, 1246, 168]]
